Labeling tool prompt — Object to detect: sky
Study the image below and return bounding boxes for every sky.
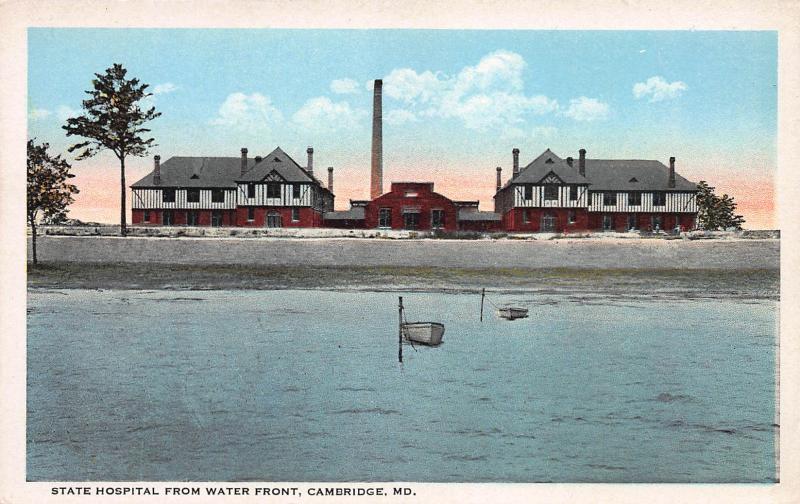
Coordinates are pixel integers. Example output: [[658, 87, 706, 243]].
[[27, 29, 777, 228]]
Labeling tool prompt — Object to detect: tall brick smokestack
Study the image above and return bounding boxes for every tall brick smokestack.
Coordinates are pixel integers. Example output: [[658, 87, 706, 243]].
[[496, 167, 502, 191], [328, 166, 334, 192], [307, 147, 314, 178], [370, 79, 383, 199], [153, 155, 161, 185], [240, 148, 247, 176], [512, 148, 520, 177], [669, 157, 676, 188], [579, 148, 586, 177]]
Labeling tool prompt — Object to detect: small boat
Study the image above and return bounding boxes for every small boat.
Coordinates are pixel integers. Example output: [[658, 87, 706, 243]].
[[496, 307, 529, 320], [402, 322, 445, 346]]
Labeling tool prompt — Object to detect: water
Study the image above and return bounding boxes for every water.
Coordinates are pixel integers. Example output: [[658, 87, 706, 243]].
[[27, 288, 777, 482]]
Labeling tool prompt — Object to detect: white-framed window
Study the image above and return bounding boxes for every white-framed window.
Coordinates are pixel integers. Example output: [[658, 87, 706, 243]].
[[267, 183, 281, 199], [247, 207, 255, 222], [431, 209, 444, 229], [603, 192, 617, 206], [211, 189, 225, 203], [544, 185, 558, 201], [143, 210, 151, 223], [291, 208, 300, 222], [653, 192, 666, 206], [379, 208, 392, 228], [187, 189, 200, 203], [162, 189, 176, 203], [568, 210, 576, 224]]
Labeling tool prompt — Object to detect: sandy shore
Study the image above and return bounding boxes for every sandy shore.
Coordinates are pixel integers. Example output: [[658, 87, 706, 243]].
[[27, 235, 779, 270]]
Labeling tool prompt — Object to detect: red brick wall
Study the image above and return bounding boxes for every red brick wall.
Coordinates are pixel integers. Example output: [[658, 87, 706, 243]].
[[235, 207, 322, 227], [587, 212, 698, 231], [503, 208, 589, 232], [458, 220, 504, 232], [132, 209, 236, 226], [364, 183, 459, 231]]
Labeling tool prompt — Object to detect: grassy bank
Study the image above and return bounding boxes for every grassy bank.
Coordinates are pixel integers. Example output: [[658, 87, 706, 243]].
[[27, 262, 780, 300]]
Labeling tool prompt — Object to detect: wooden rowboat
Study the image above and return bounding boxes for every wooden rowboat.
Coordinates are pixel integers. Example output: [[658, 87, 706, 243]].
[[496, 307, 529, 320], [402, 322, 445, 346]]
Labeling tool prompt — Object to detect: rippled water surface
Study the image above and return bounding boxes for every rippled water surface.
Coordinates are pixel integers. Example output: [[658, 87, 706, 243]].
[[27, 288, 777, 482]]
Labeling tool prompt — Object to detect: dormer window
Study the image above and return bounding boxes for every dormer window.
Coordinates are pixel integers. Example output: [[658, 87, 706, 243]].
[[190, 174, 199, 179], [629, 177, 638, 183], [545, 158, 554, 164]]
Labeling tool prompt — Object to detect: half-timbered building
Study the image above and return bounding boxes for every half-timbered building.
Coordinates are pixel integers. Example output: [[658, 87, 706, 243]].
[[494, 148, 698, 232], [131, 146, 334, 227]]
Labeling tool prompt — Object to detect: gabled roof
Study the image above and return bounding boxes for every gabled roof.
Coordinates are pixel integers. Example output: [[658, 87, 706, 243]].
[[131, 147, 332, 193], [511, 149, 589, 185], [583, 159, 698, 191], [131, 157, 257, 188], [236, 147, 317, 184]]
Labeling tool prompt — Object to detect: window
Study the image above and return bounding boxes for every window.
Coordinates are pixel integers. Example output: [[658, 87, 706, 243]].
[[293, 184, 301, 199], [247, 183, 256, 198], [267, 212, 282, 228], [211, 189, 225, 203], [602, 214, 613, 231], [187, 188, 200, 203], [603, 192, 617, 206], [211, 210, 223, 227], [628, 214, 637, 230], [652, 191, 666, 206], [162, 189, 176, 203], [291, 208, 300, 222], [541, 212, 556, 232], [163, 211, 173, 226], [544, 185, 558, 201], [404, 191, 418, 197], [673, 214, 682, 231], [628, 192, 642, 206], [403, 212, 419, 230], [522, 209, 530, 224], [378, 208, 392, 228], [431, 209, 444, 229], [524, 185, 533, 200], [568, 210, 576, 224], [267, 183, 281, 199], [143, 210, 151, 223], [569, 185, 578, 201], [247, 207, 255, 222], [187, 211, 199, 226]]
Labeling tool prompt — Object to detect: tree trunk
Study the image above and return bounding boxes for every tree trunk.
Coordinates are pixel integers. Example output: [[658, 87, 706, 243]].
[[30, 217, 38, 266], [120, 156, 127, 237]]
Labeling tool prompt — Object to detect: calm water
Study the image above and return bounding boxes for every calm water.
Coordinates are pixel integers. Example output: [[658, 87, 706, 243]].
[[27, 288, 777, 482]]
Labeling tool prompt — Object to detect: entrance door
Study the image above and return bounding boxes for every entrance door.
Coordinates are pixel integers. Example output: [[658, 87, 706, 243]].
[[602, 214, 613, 231], [211, 210, 223, 227], [267, 212, 282, 228], [541, 212, 556, 232], [403, 212, 419, 230]]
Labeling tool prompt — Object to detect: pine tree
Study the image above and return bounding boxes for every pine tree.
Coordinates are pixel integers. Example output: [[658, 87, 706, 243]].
[[696, 180, 745, 230], [63, 64, 161, 236], [28, 140, 79, 265]]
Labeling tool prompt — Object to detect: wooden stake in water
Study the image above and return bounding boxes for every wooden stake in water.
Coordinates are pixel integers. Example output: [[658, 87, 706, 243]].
[[480, 288, 485, 322], [398, 296, 404, 363]]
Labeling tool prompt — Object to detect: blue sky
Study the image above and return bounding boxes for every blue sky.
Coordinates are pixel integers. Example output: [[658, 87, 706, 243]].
[[27, 29, 777, 225]]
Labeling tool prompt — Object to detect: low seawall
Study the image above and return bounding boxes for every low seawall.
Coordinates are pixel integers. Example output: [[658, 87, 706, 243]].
[[28, 235, 780, 270]]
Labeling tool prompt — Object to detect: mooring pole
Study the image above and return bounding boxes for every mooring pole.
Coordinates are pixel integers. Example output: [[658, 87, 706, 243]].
[[398, 296, 403, 363], [480, 288, 485, 322]]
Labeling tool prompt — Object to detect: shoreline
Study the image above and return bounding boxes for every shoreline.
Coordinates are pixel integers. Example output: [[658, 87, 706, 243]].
[[27, 235, 780, 270], [27, 264, 780, 300]]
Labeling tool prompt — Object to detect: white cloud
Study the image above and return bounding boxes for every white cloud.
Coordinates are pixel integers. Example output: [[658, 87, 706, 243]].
[[209, 92, 283, 129], [330, 78, 360, 95], [29, 108, 51, 120], [561, 97, 609, 122], [380, 50, 558, 131], [532, 126, 558, 138], [291, 97, 367, 132], [384, 109, 418, 126], [500, 125, 558, 141], [633, 76, 687, 102], [56, 105, 80, 122], [152, 82, 179, 95]]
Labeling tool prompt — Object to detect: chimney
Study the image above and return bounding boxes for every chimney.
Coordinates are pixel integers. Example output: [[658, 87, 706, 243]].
[[566, 156, 573, 167], [306, 147, 314, 177], [512, 148, 520, 177], [496, 167, 502, 191], [153, 155, 161, 185], [669, 157, 676, 188], [579, 148, 586, 177], [240, 148, 248, 176], [370, 79, 383, 199], [328, 166, 334, 192]]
